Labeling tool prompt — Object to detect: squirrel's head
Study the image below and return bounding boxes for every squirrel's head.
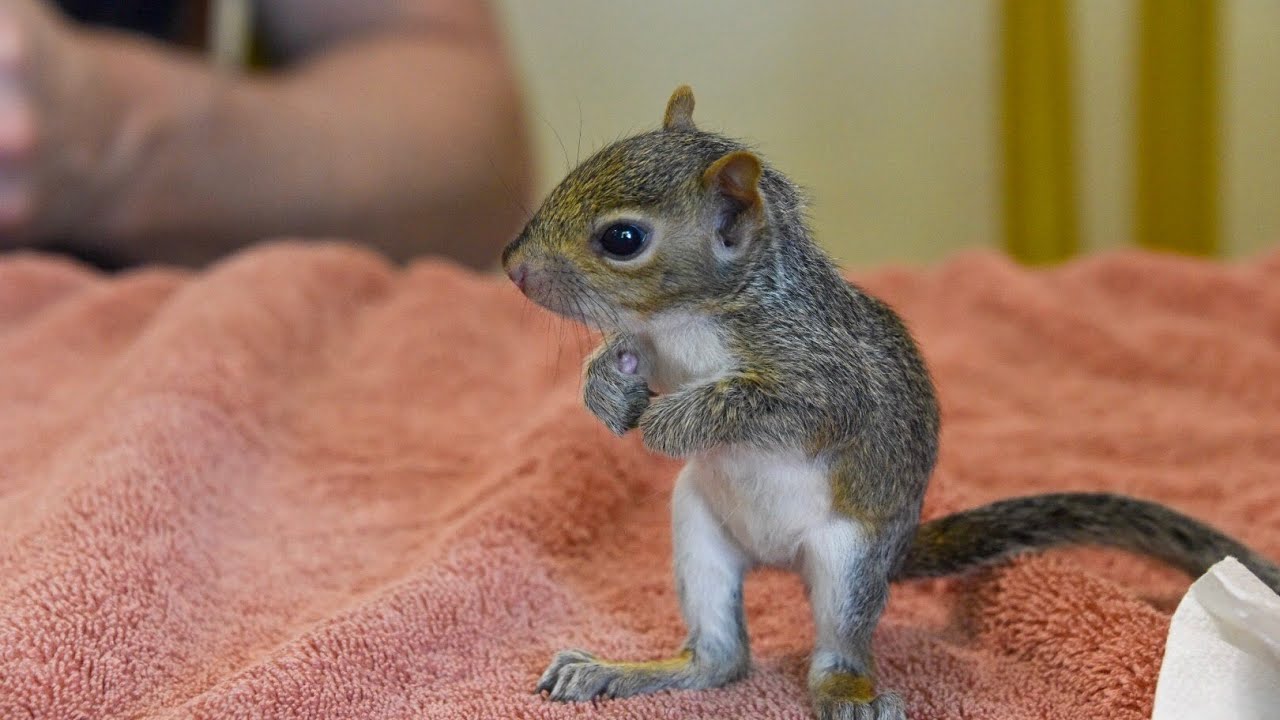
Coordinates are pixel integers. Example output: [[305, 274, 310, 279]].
[[502, 86, 780, 330]]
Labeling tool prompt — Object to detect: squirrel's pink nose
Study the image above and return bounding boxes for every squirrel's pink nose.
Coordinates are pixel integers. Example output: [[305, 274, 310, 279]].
[[507, 263, 528, 291]]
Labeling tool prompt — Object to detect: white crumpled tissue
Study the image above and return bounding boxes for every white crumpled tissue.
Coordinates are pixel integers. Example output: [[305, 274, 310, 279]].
[[1151, 556, 1280, 720]]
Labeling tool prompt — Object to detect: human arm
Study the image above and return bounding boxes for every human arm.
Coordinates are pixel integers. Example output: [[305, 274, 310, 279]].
[[0, 0, 533, 267]]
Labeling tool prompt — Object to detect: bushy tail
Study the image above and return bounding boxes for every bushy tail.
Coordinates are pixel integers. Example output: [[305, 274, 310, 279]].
[[896, 492, 1280, 593]]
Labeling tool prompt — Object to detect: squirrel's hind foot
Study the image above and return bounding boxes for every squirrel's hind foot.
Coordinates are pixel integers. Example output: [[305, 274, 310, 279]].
[[535, 647, 746, 702], [814, 692, 906, 720], [811, 672, 906, 720]]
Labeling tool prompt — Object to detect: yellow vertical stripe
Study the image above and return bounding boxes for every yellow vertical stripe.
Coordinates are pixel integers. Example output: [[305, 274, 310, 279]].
[[1000, 0, 1079, 264], [208, 0, 252, 69], [1136, 1, 1219, 256]]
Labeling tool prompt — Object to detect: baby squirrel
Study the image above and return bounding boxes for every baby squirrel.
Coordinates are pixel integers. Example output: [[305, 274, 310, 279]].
[[501, 86, 1280, 720]]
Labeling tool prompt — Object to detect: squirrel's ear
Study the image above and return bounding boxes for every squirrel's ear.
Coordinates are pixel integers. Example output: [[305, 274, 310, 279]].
[[702, 150, 763, 211], [702, 150, 765, 256], [662, 85, 696, 131]]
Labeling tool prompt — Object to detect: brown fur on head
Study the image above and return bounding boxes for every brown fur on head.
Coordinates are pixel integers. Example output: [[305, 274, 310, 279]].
[[501, 86, 775, 330]]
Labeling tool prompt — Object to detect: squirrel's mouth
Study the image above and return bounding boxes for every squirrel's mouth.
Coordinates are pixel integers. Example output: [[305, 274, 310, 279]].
[[509, 267, 615, 330]]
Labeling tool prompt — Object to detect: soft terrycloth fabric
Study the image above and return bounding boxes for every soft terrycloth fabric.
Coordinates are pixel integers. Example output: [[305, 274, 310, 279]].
[[0, 242, 1277, 720]]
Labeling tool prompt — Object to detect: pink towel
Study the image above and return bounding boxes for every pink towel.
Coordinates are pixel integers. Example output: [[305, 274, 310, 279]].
[[0, 242, 1276, 719]]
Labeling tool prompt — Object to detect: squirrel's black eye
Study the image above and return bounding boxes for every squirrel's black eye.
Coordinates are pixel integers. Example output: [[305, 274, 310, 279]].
[[597, 223, 649, 259]]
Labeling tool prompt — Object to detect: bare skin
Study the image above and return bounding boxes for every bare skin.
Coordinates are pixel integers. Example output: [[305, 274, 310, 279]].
[[0, 0, 533, 268]]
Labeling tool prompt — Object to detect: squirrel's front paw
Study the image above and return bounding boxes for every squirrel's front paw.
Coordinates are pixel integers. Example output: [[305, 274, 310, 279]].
[[637, 401, 704, 458], [584, 348, 651, 436]]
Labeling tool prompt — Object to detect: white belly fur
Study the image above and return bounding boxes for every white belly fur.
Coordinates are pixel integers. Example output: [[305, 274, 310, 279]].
[[636, 312, 840, 566], [688, 445, 833, 567], [636, 311, 734, 394]]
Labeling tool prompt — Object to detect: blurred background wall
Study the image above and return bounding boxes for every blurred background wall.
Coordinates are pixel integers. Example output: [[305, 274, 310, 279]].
[[495, 1, 1278, 268]]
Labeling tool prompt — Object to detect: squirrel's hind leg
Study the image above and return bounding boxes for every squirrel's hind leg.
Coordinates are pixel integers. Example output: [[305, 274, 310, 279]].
[[536, 464, 751, 702], [802, 519, 908, 720]]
